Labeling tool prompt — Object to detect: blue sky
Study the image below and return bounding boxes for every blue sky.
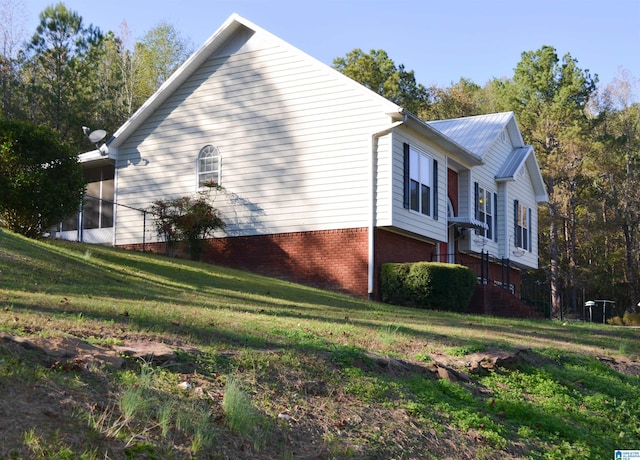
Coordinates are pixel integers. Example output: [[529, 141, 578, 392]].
[[22, 0, 640, 92]]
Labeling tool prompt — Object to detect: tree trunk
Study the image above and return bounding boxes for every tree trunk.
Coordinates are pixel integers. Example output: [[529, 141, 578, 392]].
[[623, 221, 639, 313], [549, 203, 562, 318]]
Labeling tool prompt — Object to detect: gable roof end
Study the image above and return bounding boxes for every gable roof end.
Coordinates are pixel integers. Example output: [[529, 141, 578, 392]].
[[106, 14, 251, 150], [103, 13, 404, 153], [496, 146, 548, 203]]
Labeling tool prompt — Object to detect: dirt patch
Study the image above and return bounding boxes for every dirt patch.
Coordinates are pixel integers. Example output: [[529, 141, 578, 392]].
[[0, 337, 116, 457], [0, 333, 205, 458], [0, 331, 201, 369], [598, 356, 640, 376]]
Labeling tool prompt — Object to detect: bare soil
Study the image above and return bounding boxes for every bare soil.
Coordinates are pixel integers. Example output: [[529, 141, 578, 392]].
[[1, 331, 639, 459]]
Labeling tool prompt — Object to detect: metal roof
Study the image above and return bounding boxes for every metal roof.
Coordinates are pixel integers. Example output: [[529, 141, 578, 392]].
[[427, 112, 518, 159], [496, 146, 532, 180]]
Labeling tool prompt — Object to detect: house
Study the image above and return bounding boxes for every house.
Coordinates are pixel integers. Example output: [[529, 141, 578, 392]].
[[63, 14, 548, 312]]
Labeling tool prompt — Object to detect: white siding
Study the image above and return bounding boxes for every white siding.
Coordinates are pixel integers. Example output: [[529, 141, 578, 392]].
[[374, 133, 393, 225], [467, 135, 511, 256], [386, 126, 448, 243], [113, 31, 395, 246], [504, 163, 540, 268]]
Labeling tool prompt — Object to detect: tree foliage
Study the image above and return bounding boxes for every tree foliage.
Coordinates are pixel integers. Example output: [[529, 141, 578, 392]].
[[133, 21, 192, 105], [584, 70, 640, 311], [21, 2, 103, 149], [492, 46, 598, 317], [0, 0, 28, 118], [5, 5, 192, 153], [333, 48, 430, 117], [0, 119, 85, 237], [425, 77, 495, 119]]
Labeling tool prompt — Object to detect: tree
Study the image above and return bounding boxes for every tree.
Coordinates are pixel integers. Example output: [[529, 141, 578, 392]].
[[0, 119, 85, 237], [426, 77, 494, 120], [494, 46, 598, 317], [586, 69, 640, 312], [84, 29, 131, 134], [133, 21, 192, 105], [0, 0, 27, 118], [22, 3, 103, 150], [333, 48, 430, 117]]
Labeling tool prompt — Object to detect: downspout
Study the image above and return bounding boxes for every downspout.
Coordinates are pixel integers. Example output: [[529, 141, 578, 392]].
[[106, 145, 118, 247], [369, 117, 406, 300]]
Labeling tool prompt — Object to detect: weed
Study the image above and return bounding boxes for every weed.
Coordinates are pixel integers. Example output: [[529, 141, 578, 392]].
[[157, 401, 174, 437], [23, 429, 98, 459], [222, 376, 262, 437], [378, 324, 401, 345], [445, 343, 484, 356], [413, 351, 432, 362], [330, 344, 366, 366]]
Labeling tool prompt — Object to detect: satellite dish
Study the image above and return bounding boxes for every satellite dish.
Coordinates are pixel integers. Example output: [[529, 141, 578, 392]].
[[88, 129, 107, 144]]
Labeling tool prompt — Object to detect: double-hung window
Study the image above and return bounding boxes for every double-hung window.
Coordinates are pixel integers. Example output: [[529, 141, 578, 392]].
[[197, 145, 220, 188], [409, 146, 432, 216], [475, 184, 494, 240], [514, 200, 531, 251], [403, 143, 438, 219]]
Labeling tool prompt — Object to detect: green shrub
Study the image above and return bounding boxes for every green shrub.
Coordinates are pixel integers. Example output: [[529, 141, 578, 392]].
[[381, 262, 476, 312], [150, 184, 225, 260]]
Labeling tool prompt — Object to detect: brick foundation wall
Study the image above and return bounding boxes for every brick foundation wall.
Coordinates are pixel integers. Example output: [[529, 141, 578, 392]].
[[124, 228, 369, 296], [120, 226, 520, 302], [374, 229, 437, 297]]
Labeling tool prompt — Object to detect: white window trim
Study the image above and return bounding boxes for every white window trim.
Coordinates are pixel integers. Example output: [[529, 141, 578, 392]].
[[475, 184, 495, 240], [514, 201, 531, 251], [197, 144, 221, 189], [409, 146, 432, 217]]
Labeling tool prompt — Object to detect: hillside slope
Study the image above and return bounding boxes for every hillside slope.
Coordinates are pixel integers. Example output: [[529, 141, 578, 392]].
[[0, 229, 639, 459]]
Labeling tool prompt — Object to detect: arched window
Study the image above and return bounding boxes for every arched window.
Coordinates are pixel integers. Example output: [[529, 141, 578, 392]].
[[197, 145, 220, 187]]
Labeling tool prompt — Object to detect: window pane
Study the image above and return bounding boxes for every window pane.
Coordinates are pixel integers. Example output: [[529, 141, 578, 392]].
[[410, 180, 419, 211], [420, 155, 430, 186], [518, 205, 524, 226], [421, 184, 430, 215], [101, 179, 114, 227], [478, 187, 485, 212], [410, 150, 419, 181], [198, 145, 220, 187], [83, 195, 100, 229]]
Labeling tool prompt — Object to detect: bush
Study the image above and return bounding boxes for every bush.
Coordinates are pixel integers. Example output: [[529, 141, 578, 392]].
[[150, 185, 225, 260], [381, 262, 476, 312], [0, 119, 84, 237]]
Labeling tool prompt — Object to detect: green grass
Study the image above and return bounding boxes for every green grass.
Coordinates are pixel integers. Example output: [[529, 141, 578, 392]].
[[0, 228, 639, 459]]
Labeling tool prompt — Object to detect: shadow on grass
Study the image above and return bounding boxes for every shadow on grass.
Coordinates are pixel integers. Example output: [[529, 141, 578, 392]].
[[2, 230, 638, 360]]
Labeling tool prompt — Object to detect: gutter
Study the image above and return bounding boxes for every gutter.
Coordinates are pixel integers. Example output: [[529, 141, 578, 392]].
[[368, 117, 406, 300]]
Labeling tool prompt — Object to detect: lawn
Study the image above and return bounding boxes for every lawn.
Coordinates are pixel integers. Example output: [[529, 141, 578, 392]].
[[0, 228, 638, 459]]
